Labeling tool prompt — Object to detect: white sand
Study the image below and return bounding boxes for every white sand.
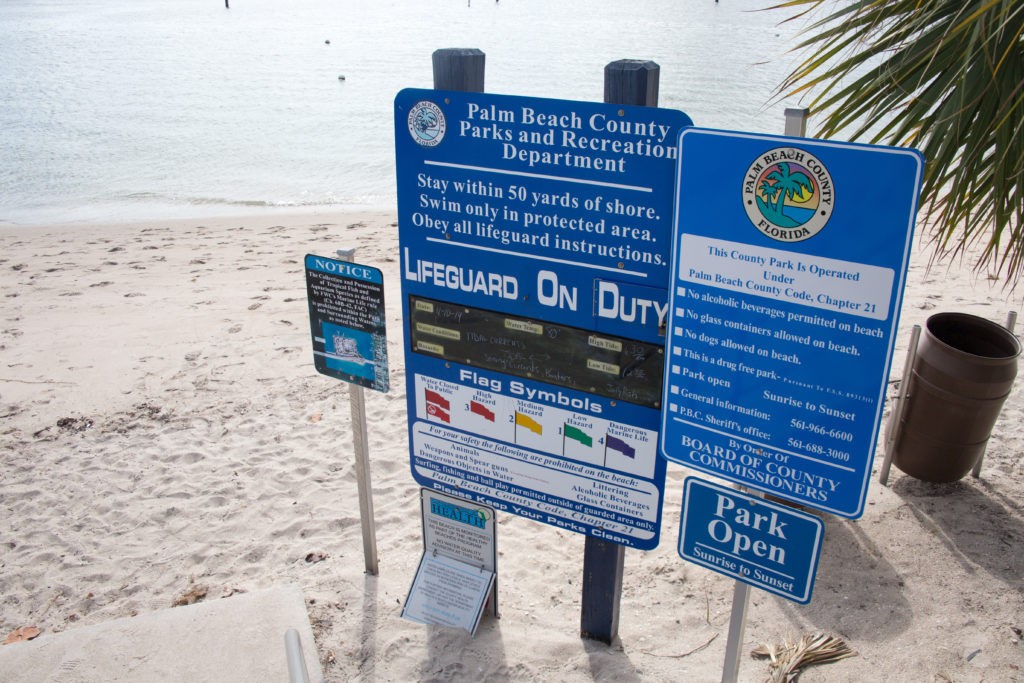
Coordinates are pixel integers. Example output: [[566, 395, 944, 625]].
[[1, 211, 1022, 681]]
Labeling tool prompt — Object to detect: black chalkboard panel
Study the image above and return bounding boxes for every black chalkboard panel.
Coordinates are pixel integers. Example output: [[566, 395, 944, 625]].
[[409, 296, 663, 408]]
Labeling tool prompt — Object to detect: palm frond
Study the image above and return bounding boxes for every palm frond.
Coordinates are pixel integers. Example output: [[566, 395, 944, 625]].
[[769, 0, 1024, 285], [751, 632, 857, 682]]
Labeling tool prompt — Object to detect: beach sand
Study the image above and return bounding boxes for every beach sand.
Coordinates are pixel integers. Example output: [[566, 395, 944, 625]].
[[1, 211, 1022, 682]]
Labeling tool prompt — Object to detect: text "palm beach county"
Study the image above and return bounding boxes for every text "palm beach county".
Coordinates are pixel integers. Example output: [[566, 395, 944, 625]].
[[461, 103, 676, 173]]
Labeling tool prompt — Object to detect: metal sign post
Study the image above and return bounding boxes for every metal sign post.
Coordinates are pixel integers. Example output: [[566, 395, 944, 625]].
[[337, 248, 380, 576], [971, 310, 1019, 478], [879, 324, 922, 485], [721, 559, 752, 683]]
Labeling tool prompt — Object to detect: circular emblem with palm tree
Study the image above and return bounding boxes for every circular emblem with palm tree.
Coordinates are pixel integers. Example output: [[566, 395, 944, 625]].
[[742, 147, 834, 242], [407, 100, 446, 148]]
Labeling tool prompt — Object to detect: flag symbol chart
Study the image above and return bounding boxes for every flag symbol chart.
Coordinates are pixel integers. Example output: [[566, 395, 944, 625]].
[[412, 375, 658, 488]]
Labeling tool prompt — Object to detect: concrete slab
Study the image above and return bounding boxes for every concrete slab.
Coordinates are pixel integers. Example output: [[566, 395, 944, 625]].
[[0, 585, 324, 682]]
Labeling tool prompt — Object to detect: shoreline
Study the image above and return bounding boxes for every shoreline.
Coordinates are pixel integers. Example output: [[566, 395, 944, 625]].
[[0, 203, 398, 232]]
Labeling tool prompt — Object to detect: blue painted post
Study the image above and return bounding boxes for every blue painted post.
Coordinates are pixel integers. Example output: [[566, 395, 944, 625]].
[[580, 59, 661, 645], [432, 48, 485, 93], [431, 48, 498, 619]]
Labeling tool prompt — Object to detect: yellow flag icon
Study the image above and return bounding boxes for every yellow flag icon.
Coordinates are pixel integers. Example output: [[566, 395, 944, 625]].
[[515, 412, 543, 435]]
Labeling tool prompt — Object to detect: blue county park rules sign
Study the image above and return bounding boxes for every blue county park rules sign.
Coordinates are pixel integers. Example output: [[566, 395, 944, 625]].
[[395, 88, 692, 549], [660, 129, 923, 518], [679, 478, 824, 604]]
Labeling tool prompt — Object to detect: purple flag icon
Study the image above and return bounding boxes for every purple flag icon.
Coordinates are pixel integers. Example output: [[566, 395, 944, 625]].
[[606, 435, 635, 458]]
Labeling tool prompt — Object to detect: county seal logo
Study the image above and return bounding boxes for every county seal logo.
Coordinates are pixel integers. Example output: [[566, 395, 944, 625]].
[[742, 147, 834, 242], [408, 100, 446, 147]]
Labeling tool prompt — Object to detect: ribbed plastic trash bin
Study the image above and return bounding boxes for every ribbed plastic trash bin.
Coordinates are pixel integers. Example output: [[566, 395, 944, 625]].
[[891, 312, 1020, 483]]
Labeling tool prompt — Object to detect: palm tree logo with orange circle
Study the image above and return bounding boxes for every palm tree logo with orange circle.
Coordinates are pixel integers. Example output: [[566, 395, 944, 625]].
[[743, 147, 834, 242]]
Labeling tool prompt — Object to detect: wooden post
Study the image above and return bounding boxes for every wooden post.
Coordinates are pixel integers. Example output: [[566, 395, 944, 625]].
[[579, 59, 661, 646], [432, 48, 485, 93], [580, 533, 626, 643]]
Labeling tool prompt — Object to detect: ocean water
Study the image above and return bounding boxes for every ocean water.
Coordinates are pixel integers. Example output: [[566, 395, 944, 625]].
[[0, 0, 804, 225]]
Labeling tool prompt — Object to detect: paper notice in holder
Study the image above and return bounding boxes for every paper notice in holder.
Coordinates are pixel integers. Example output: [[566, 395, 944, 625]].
[[402, 552, 495, 635], [402, 489, 498, 635]]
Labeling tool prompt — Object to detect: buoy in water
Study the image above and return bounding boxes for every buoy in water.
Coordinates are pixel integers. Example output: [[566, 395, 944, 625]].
[[337, 75, 346, 81]]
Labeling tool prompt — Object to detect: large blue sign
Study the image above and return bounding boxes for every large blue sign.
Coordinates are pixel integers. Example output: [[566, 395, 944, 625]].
[[660, 129, 923, 518], [679, 477, 824, 604], [396, 89, 691, 549]]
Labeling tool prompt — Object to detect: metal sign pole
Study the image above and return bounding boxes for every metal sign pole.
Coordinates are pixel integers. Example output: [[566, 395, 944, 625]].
[[720, 108, 809, 682], [336, 247, 379, 575], [784, 107, 809, 137], [880, 324, 922, 485], [721, 580, 751, 683], [719, 486, 761, 683]]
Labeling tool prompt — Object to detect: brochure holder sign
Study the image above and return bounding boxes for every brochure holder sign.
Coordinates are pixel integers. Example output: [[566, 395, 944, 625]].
[[403, 490, 498, 635]]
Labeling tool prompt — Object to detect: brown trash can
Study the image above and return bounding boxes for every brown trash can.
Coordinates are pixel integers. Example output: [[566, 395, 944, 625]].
[[891, 312, 1020, 483]]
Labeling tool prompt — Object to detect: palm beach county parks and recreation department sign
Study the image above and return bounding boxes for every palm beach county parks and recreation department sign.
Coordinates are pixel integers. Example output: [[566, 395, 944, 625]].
[[395, 88, 692, 549], [679, 477, 823, 603], [661, 129, 923, 518], [305, 254, 389, 392]]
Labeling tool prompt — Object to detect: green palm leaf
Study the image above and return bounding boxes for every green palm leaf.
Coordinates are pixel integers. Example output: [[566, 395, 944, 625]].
[[769, 0, 1024, 284]]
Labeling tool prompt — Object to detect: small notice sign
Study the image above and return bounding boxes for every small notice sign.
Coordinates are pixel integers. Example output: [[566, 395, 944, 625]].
[[422, 489, 497, 574], [678, 477, 824, 604], [305, 254, 389, 392], [403, 490, 498, 634]]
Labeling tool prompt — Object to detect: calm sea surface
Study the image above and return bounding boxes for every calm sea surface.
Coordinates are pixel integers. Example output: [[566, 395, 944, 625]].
[[0, 0, 805, 225]]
